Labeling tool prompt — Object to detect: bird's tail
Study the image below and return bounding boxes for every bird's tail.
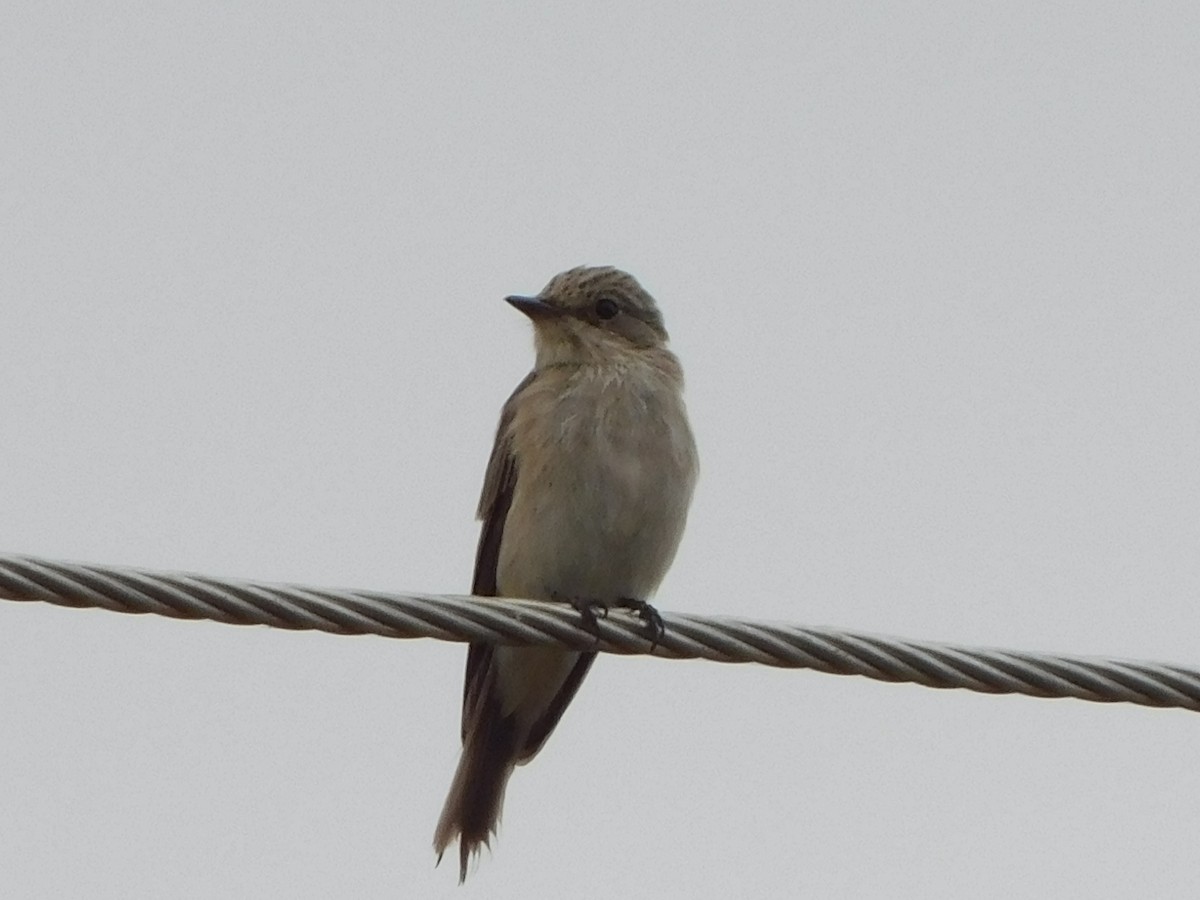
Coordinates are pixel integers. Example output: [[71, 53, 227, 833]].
[[433, 711, 519, 883]]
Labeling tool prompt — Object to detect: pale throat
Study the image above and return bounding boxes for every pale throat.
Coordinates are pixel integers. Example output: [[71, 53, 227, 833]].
[[532, 323, 647, 369]]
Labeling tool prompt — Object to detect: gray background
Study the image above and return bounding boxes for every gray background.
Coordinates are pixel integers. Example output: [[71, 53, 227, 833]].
[[3, 3, 1199, 897]]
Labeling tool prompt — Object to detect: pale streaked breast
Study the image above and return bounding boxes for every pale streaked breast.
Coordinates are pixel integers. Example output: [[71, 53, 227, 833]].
[[497, 358, 697, 604]]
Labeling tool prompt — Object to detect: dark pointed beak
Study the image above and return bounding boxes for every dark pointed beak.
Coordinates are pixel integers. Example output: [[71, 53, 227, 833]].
[[505, 295, 560, 320]]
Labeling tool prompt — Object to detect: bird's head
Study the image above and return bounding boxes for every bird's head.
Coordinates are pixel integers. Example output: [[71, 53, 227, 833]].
[[506, 266, 669, 367]]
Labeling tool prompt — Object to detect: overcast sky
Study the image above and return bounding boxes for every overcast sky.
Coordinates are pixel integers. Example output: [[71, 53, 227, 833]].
[[3, 3, 1200, 897]]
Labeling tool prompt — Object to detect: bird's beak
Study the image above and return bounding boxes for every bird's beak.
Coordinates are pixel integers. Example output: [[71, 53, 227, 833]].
[[505, 295, 561, 320]]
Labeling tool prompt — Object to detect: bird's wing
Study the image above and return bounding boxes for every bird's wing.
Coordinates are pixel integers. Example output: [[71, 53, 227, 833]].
[[461, 370, 596, 756], [469, 370, 531, 598], [462, 371, 531, 738]]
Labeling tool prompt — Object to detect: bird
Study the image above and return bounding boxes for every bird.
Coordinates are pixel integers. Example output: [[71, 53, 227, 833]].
[[433, 266, 699, 881]]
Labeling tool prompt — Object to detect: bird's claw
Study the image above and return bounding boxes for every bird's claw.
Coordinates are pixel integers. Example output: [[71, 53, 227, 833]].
[[565, 596, 608, 642], [615, 597, 664, 650]]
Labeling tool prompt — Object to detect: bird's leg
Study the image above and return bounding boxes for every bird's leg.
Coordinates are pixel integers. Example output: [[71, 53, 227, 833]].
[[614, 597, 664, 650], [553, 592, 607, 642]]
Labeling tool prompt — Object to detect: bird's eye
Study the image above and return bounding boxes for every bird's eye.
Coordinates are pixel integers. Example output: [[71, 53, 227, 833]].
[[595, 297, 619, 320]]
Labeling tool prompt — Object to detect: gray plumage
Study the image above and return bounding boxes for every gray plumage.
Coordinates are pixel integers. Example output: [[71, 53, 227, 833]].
[[433, 266, 698, 881]]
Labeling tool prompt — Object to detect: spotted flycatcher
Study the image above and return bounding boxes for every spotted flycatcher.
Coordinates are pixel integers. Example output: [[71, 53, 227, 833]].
[[433, 266, 698, 881]]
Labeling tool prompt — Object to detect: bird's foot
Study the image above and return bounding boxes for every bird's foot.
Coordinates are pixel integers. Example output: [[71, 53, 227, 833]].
[[556, 593, 608, 643], [615, 597, 664, 650]]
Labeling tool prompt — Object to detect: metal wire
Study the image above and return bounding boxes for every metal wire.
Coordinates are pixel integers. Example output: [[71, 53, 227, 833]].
[[2, 552, 1197, 712]]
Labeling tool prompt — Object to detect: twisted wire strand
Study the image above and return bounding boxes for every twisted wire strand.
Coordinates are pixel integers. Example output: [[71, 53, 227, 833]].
[[2, 552, 1197, 712]]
